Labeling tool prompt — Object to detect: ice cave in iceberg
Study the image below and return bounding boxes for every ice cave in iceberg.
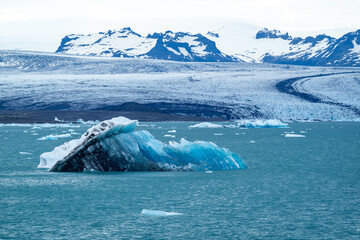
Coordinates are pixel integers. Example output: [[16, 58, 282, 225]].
[[39, 117, 247, 172]]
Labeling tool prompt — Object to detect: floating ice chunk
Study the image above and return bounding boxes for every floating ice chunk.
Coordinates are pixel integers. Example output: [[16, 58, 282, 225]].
[[19, 152, 32, 155], [168, 130, 176, 133], [223, 124, 237, 128], [205, 170, 213, 173], [189, 122, 223, 128], [37, 134, 72, 141], [214, 133, 223, 135], [41, 117, 247, 172], [250, 140, 256, 143], [164, 134, 175, 138], [31, 133, 39, 135], [38, 139, 79, 168], [141, 209, 183, 216], [236, 119, 288, 128], [54, 117, 65, 122], [76, 119, 100, 124], [300, 131, 307, 133], [285, 134, 305, 138]]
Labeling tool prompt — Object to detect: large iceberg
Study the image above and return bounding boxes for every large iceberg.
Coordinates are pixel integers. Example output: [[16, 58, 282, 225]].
[[39, 117, 247, 172]]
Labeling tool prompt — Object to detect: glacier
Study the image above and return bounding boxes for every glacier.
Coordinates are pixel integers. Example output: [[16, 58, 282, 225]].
[[39, 117, 247, 172], [1, 50, 359, 121]]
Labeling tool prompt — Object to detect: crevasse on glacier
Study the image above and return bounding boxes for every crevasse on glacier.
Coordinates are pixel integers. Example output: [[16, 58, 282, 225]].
[[40, 117, 247, 172]]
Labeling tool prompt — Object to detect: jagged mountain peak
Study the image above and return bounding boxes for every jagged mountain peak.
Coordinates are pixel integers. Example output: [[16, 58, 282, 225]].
[[55, 26, 360, 66], [256, 28, 292, 40]]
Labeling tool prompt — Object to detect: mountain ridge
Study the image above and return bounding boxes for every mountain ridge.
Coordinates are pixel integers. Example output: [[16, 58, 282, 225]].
[[56, 27, 360, 66]]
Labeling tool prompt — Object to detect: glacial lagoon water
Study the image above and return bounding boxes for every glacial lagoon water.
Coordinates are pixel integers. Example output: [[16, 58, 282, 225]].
[[0, 121, 359, 239]]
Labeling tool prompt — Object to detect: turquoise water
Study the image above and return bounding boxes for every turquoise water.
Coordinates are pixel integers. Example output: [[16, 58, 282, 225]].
[[0, 122, 359, 239]]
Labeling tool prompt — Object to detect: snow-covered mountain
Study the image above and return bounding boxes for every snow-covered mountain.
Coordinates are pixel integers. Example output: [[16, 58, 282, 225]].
[[206, 26, 360, 66], [56, 28, 235, 62], [56, 26, 360, 66]]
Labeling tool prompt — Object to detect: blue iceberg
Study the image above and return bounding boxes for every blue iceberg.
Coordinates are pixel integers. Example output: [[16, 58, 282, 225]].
[[39, 117, 247, 172]]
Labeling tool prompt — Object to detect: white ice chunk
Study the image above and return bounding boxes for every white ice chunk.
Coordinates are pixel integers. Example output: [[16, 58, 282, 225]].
[[37, 133, 72, 141], [285, 134, 305, 138], [141, 209, 183, 216], [236, 119, 288, 128], [19, 152, 32, 155], [189, 122, 223, 128], [163, 134, 175, 138], [38, 139, 79, 168]]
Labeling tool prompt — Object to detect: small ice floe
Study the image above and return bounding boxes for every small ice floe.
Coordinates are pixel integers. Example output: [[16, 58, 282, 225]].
[[138, 124, 149, 127], [163, 134, 175, 138], [250, 140, 256, 143], [284, 131, 295, 134], [214, 133, 223, 136], [19, 152, 32, 155], [31, 133, 39, 135], [223, 124, 237, 128], [141, 209, 183, 216], [37, 133, 72, 141], [168, 130, 176, 133], [189, 122, 223, 128], [23, 130, 28, 133], [285, 134, 305, 138], [76, 119, 99, 124], [299, 131, 307, 133], [54, 117, 65, 122], [235, 133, 240, 135], [205, 170, 213, 174]]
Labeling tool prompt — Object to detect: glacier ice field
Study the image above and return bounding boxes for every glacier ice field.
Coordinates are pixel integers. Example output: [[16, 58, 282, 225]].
[[0, 50, 360, 121]]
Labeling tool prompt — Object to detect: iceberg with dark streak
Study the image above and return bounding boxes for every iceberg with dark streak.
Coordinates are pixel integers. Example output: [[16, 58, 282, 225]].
[[39, 117, 247, 172]]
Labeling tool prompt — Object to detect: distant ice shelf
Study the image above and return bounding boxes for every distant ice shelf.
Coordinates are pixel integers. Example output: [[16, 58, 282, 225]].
[[39, 117, 247, 172], [188, 119, 288, 129]]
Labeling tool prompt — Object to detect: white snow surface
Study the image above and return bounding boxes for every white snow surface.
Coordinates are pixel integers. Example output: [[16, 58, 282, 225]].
[[63, 30, 156, 57]]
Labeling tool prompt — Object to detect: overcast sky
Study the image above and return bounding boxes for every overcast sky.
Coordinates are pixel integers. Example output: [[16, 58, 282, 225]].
[[1, 0, 359, 51]]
